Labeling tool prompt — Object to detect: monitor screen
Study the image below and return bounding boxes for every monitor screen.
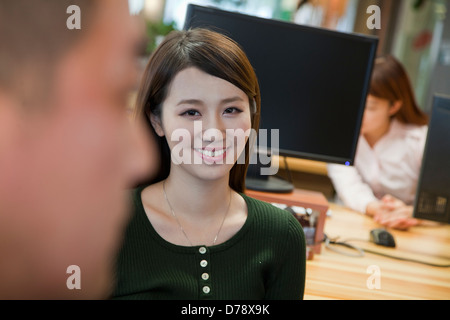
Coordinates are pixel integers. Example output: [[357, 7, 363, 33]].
[[183, 4, 378, 165], [413, 94, 450, 224]]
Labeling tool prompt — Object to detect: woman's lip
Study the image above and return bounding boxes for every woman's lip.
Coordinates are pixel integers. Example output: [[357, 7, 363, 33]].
[[198, 146, 229, 151], [194, 147, 230, 162]]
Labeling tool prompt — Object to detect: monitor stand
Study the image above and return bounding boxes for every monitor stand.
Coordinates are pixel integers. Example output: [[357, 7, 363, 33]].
[[245, 176, 294, 193], [245, 151, 294, 193]]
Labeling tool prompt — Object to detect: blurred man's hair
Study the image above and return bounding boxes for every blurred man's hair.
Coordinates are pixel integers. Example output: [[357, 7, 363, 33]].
[[0, 0, 99, 109]]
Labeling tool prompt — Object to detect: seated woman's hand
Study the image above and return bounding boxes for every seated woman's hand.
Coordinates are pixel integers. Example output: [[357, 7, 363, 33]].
[[367, 196, 421, 230], [374, 205, 420, 230], [380, 194, 406, 211]]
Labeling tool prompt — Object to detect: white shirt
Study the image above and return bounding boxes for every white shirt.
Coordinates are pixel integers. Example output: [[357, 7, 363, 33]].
[[327, 119, 428, 213]]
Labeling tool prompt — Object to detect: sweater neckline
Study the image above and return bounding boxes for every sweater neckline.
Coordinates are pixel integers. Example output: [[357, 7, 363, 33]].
[[134, 185, 254, 254]]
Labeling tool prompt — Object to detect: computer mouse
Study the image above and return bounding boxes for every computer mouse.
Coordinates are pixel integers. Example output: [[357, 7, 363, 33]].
[[370, 228, 396, 248]]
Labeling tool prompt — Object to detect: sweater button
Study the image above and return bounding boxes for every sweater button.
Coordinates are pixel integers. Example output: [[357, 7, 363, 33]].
[[200, 260, 208, 267], [201, 273, 209, 280], [199, 247, 207, 254], [202, 286, 211, 294]]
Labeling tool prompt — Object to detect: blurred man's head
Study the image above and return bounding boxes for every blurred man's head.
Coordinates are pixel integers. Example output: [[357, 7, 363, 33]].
[[0, 0, 155, 299]]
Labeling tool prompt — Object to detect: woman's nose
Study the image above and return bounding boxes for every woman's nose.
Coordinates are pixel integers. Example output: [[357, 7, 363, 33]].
[[194, 115, 225, 147], [204, 112, 226, 131]]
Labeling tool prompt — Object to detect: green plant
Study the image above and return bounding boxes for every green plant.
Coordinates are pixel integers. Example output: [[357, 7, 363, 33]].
[[145, 19, 176, 55]]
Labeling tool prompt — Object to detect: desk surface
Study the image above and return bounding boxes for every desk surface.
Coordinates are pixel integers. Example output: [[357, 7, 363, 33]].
[[305, 203, 450, 300]]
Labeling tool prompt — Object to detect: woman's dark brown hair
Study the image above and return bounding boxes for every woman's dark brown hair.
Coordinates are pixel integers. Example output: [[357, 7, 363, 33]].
[[369, 55, 428, 125], [134, 28, 261, 193]]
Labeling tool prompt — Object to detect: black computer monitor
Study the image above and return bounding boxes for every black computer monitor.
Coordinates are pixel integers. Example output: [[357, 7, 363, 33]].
[[413, 94, 450, 224], [184, 5, 378, 192]]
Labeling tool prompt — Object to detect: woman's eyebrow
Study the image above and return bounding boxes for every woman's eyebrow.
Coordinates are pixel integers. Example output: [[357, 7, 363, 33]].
[[176, 96, 245, 107], [176, 99, 203, 106], [221, 96, 245, 104]]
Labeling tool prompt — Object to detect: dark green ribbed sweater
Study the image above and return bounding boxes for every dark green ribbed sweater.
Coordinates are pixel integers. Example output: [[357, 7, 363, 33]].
[[112, 185, 306, 300]]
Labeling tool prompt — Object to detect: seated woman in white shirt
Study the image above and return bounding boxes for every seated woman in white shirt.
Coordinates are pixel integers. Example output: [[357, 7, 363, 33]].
[[327, 55, 429, 230]]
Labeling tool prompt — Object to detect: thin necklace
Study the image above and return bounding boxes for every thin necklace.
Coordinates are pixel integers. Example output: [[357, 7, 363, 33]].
[[162, 181, 232, 247]]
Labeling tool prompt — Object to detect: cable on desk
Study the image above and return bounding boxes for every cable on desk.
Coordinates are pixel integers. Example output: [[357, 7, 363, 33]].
[[274, 156, 294, 185], [324, 235, 364, 257], [361, 248, 450, 268], [323, 234, 450, 268], [283, 156, 294, 185]]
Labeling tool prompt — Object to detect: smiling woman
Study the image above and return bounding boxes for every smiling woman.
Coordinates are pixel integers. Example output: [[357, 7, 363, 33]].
[[111, 28, 306, 300], [154, 67, 252, 169], [135, 28, 261, 189]]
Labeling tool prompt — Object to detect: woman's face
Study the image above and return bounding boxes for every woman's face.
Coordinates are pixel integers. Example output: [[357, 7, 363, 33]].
[[152, 67, 252, 182], [360, 94, 396, 137]]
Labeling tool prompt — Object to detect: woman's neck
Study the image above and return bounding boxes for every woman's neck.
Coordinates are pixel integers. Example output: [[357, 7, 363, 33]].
[[163, 169, 232, 221], [364, 120, 391, 148]]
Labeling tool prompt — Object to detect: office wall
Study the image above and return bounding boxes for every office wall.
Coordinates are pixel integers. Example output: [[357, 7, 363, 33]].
[[426, 0, 450, 112], [392, 0, 448, 112]]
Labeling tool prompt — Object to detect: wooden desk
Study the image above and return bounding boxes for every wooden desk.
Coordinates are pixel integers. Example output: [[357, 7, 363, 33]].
[[305, 203, 450, 300]]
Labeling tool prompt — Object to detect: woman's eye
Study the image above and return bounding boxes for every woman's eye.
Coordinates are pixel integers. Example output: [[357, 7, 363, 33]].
[[182, 110, 201, 117], [224, 107, 242, 114]]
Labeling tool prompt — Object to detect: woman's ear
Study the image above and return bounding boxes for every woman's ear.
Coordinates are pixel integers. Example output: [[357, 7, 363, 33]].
[[389, 100, 403, 116], [148, 111, 165, 137]]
